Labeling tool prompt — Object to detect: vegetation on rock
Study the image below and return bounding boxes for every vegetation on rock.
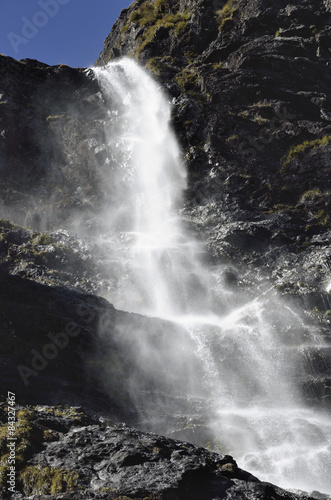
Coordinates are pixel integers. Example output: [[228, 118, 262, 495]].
[[216, 0, 238, 31], [132, 2, 192, 56], [20, 466, 79, 496], [281, 135, 331, 168], [0, 409, 41, 490]]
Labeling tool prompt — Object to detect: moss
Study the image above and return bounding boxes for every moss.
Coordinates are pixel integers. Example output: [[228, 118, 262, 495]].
[[46, 114, 70, 122], [0, 408, 45, 496], [98, 486, 117, 492], [146, 55, 175, 75], [298, 187, 331, 228], [175, 68, 200, 94], [225, 134, 239, 142], [0, 465, 11, 490], [0, 403, 88, 495], [35, 405, 84, 420], [129, 0, 165, 26], [174, 20, 188, 35], [20, 465, 79, 496], [9, 410, 37, 464], [212, 61, 225, 70], [281, 135, 331, 168], [131, 1, 192, 56], [238, 109, 250, 119], [315, 208, 330, 226], [252, 115, 268, 125], [300, 188, 323, 203], [43, 429, 59, 442], [31, 233, 54, 246], [216, 0, 237, 30], [0, 219, 17, 230], [53, 406, 84, 419]]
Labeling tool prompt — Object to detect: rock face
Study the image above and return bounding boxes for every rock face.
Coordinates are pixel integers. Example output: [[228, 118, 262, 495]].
[[0, 57, 109, 231], [0, 405, 318, 499], [0, 269, 210, 430], [1, 0, 331, 498]]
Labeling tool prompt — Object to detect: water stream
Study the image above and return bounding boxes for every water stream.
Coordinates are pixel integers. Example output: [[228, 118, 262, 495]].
[[92, 58, 331, 495]]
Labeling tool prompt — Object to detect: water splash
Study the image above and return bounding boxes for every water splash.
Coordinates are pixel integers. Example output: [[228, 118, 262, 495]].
[[92, 59, 331, 495]]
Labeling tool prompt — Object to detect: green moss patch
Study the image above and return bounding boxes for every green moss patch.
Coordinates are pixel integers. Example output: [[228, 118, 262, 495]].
[[31, 233, 55, 246], [0, 406, 91, 495], [0, 409, 44, 491], [0, 219, 17, 230], [298, 188, 331, 227], [175, 68, 200, 92], [281, 135, 331, 168], [300, 188, 325, 203], [129, 0, 165, 26], [129, 0, 192, 56], [46, 114, 70, 122], [0, 409, 38, 466], [20, 465, 79, 496], [216, 0, 238, 31], [146, 55, 176, 76], [34, 405, 85, 420]]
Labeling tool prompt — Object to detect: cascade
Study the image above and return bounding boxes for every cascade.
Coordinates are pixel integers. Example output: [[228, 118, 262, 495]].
[[92, 59, 331, 495]]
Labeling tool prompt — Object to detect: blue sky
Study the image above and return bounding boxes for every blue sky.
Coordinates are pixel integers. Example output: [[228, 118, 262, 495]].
[[0, 0, 132, 68]]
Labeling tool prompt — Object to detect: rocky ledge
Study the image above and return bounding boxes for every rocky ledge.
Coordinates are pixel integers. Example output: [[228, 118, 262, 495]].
[[0, 404, 323, 500]]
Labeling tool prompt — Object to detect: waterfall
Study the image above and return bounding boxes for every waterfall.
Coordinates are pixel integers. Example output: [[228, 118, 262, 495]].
[[92, 59, 331, 495]]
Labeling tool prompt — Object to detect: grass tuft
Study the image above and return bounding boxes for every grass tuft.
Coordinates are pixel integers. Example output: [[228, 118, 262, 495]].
[[281, 135, 331, 168]]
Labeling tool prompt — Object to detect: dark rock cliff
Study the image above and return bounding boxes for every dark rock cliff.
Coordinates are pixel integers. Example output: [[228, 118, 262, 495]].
[[1, 0, 331, 498], [0, 57, 115, 231]]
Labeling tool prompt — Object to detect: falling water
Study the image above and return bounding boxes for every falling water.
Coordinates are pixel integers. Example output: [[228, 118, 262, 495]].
[[92, 59, 331, 495]]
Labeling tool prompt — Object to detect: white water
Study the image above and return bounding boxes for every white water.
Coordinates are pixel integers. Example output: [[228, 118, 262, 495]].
[[92, 59, 331, 495]]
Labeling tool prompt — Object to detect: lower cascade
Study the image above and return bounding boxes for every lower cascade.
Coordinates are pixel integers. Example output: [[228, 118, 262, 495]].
[[92, 59, 331, 495]]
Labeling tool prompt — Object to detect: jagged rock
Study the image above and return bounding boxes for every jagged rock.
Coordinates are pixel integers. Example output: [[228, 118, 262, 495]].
[[0, 57, 106, 230], [0, 405, 319, 500]]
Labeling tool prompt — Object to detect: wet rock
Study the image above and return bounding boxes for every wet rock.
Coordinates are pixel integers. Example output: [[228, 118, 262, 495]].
[[0, 56, 107, 231], [0, 405, 317, 500], [0, 268, 211, 430]]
